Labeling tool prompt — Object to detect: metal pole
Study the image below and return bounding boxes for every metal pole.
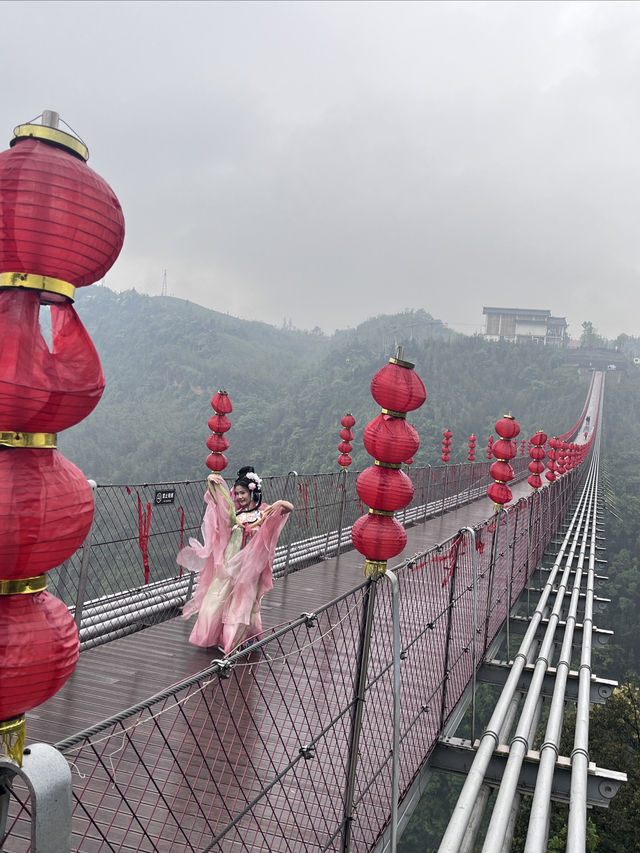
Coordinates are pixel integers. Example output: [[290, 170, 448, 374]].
[[343, 577, 378, 851], [461, 527, 478, 743], [282, 471, 298, 575], [384, 570, 401, 853], [74, 479, 96, 631]]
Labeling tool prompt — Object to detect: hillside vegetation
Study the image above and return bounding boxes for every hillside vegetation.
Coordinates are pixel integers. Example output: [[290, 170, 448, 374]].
[[59, 287, 589, 483]]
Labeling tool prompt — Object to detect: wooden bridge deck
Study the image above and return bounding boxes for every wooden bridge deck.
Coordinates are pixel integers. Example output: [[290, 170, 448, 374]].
[[26, 487, 529, 747]]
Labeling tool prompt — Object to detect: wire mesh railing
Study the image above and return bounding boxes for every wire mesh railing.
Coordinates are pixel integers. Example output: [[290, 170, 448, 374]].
[[0, 466, 579, 853], [45, 458, 529, 650]]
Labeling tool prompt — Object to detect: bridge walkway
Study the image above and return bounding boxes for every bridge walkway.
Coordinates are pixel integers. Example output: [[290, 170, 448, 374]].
[[26, 483, 531, 746]]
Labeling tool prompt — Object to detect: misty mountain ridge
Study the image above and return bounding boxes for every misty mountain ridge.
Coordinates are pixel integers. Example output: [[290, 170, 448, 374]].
[[59, 286, 590, 484]]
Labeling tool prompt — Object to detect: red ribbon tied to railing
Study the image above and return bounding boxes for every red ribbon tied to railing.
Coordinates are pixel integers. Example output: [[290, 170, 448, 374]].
[[137, 492, 152, 584]]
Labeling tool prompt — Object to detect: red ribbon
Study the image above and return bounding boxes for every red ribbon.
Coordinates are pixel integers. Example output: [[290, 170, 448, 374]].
[[137, 492, 151, 584]]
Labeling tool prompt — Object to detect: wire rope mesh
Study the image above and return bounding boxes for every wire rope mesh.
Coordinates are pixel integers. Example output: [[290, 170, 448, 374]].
[[0, 465, 579, 853]]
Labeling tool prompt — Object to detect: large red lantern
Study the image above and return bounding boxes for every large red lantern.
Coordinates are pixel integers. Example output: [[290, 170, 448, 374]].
[[363, 414, 419, 463], [0, 593, 79, 720], [356, 465, 414, 512], [353, 350, 425, 576], [206, 390, 232, 472], [0, 112, 124, 763], [0, 448, 93, 578], [370, 361, 426, 412], [0, 292, 104, 432], [0, 133, 124, 289]]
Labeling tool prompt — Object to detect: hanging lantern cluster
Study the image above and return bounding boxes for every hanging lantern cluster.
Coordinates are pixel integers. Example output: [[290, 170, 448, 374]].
[[520, 438, 526, 456], [527, 430, 547, 490], [441, 429, 453, 463], [338, 413, 356, 469], [352, 350, 426, 577], [546, 436, 559, 482], [206, 390, 232, 472], [487, 413, 520, 509], [486, 435, 494, 460], [0, 112, 125, 762], [467, 434, 476, 462]]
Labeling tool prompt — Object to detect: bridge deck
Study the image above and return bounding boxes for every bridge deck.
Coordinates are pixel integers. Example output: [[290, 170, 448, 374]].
[[27, 487, 526, 747]]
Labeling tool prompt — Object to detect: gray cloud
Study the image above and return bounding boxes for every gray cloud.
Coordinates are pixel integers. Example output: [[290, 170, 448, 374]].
[[3, 0, 640, 339]]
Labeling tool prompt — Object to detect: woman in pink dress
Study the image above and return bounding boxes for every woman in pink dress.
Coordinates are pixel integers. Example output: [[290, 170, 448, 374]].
[[178, 466, 293, 653]]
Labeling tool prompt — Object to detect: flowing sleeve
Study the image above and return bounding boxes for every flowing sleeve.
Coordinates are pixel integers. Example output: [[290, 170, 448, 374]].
[[178, 478, 236, 617]]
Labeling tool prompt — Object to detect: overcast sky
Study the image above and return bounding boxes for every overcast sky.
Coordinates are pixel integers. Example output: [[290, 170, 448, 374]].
[[3, 0, 640, 339]]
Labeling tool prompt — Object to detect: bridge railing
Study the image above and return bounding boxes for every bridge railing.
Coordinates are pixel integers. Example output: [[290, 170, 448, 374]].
[[0, 467, 578, 853], [45, 457, 529, 649]]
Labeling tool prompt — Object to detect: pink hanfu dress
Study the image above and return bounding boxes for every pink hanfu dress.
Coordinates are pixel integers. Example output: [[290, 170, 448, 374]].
[[178, 477, 289, 654]]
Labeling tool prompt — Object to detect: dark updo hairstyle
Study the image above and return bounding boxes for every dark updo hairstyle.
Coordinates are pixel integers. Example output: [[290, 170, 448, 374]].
[[234, 465, 263, 506]]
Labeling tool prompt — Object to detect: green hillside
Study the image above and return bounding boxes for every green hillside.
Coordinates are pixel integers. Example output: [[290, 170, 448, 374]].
[[59, 287, 590, 483]]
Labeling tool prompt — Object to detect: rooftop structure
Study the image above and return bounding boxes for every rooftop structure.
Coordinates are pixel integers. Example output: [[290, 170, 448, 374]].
[[483, 306, 568, 346]]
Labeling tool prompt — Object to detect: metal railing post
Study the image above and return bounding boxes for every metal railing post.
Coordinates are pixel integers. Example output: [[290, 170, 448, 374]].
[[282, 471, 298, 576], [461, 527, 478, 743], [342, 576, 378, 851], [335, 468, 348, 558], [384, 569, 401, 853], [74, 480, 96, 631]]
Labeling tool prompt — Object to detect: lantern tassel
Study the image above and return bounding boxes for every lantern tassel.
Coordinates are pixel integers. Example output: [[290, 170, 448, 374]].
[[0, 715, 26, 766]]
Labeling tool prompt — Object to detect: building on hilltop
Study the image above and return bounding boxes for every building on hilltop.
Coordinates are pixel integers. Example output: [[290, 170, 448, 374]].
[[482, 307, 568, 346]]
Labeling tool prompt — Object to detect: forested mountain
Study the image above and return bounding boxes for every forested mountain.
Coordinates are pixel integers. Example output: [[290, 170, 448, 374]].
[[60, 286, 589, 483]]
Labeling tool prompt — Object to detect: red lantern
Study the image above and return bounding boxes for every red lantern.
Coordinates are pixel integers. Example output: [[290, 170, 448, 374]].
[[528, 460, 545, 475], [0, 292, 104, 432], [338, 440, 353, 454], [341, 413, 356, 429], [0, 592, 78, 720], [340, 427, 354, 441], [206, 434, 229, 453], [495, 415, 520, 440], [356, 466, 414, 512], [363, 414, 420, 464], [338, 453, 353, 468], [488, 481, 512, 505], [0, 135, 124, 289], [492, 438, 517, 460], [208, 414, 231, 433], [0, 449, 94, 578], [490, 460, 515, 483], [210, 391, 233, 414], [370, 360, 426, 412], [351, 513, 407, 561], [527, 474, 543, 489]]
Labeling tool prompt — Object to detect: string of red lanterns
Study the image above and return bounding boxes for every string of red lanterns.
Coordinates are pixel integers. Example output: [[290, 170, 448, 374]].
[[338, 413, 356, 469], [546, 437, 558, 482], [206, 390, 232, 472], [441, 429, 452, 463], [352, 349, 426, 577], [487, 413, 520, 509], [486, 435, 494, 460], [527, 430, 547, 490], [467, 434, 476, 462], [0, 112, 125, 762]]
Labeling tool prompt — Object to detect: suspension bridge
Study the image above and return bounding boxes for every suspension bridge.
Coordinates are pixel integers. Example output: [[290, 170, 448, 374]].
[[0, 369, 625, 852]]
